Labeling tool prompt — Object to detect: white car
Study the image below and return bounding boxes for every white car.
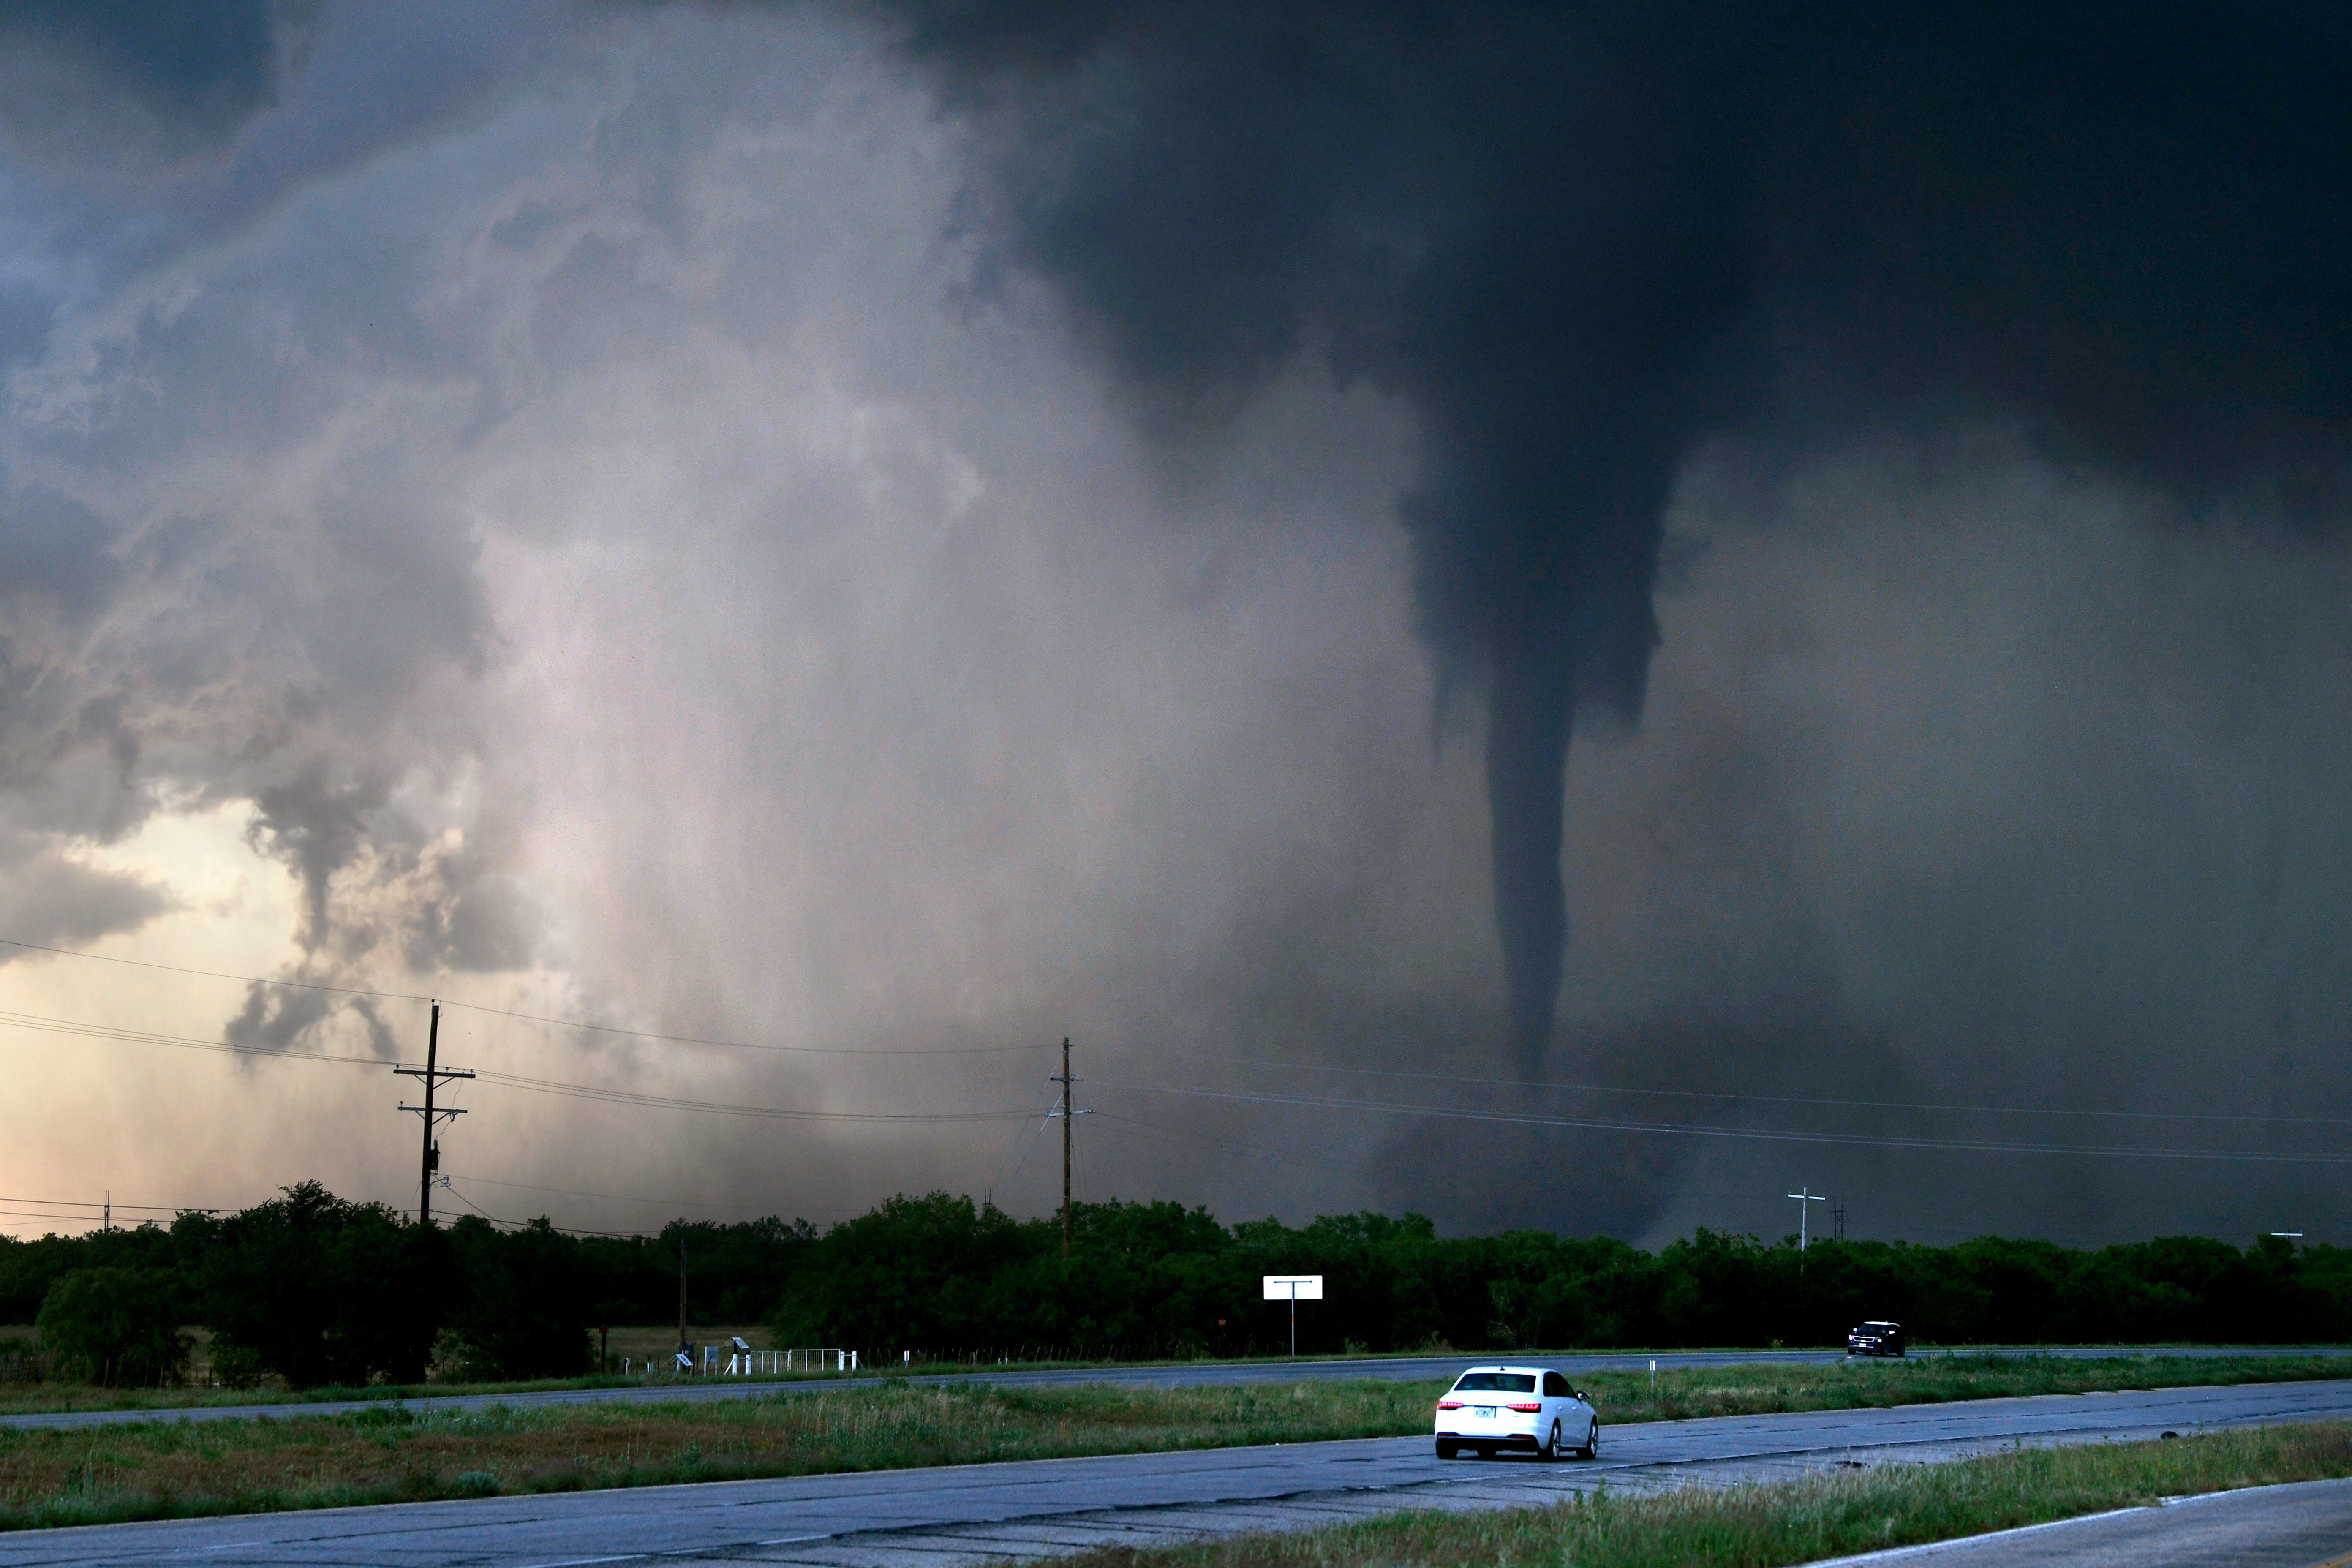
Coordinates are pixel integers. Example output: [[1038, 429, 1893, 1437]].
[[1434, 1364, 1598, 1460]]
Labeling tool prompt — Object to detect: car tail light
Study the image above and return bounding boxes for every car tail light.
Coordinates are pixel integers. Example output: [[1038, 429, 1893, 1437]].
[[1436, 1400, 1463, 1410], [1507, 1402, 1542, 1413]]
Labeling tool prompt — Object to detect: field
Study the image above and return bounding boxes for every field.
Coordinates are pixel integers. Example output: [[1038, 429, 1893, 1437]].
[[0, 1326, 804, 1416], [0, 1379, 1429, 1529], [1037, 1421, 2352, 1568], [0, 1353, 2349, 1529]]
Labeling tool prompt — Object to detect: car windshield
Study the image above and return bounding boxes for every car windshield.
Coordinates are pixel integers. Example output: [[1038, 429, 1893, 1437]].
[[1451, 1373, 1537, 1393]]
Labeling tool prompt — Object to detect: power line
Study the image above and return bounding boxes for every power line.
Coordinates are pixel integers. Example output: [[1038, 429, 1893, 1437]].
[[0, 1008, 388, 1068], [1092, 1078, 2352, 1165], [0, 1194, 208, 1215], [449, 1173, 871, 1217], [0, 937, 420, 999], [1100, 1046, 2352, 1130], [13, 933, 2332, 1126], [437, 1180, 658, 1239], [471, 1066, 1035, 1122], [1089, 1110, 1359, 1175], [0, 1007, 1040, 1124], [441, 999, 1045, 1058], [0, 935, 1045, 1058]]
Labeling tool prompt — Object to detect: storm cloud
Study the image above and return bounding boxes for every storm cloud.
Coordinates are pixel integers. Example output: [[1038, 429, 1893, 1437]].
[[0, 2, 2349, 1244], [878, 0, 2352, 1079]]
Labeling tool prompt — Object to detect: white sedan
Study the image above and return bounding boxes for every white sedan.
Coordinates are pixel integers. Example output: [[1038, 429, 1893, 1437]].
[[1433, 1364, 1598, 1460]]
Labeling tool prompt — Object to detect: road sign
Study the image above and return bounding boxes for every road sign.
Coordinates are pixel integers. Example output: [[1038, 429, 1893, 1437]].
[[1263, 1275, 1323, 1357]]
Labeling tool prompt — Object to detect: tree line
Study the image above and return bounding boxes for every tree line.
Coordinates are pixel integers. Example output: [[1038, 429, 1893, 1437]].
[[4, 1183, 2347, 1386]]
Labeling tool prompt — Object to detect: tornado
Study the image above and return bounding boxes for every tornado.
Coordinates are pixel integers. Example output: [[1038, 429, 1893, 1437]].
[[884, 1, 2352, 1073]]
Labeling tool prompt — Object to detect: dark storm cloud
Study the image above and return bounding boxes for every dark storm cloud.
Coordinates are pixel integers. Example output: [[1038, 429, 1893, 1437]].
[[0, 0, 291, 172], [0, 480, 118, 628], [877, 0, 2352, 1075]]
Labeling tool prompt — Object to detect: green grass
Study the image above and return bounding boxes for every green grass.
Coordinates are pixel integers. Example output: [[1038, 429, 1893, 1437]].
[[8, 1367, 2352, 1546], [1566, 1351, 2352, 1425], [0, 1342, 2342, 1418], [0, 1378, 1435, 1529], [1024, 1421, 2352, 1568], [0, 1354, 2348, 1533]]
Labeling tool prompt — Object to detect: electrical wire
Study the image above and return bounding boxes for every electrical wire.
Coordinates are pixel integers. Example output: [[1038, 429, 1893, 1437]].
[[0, 935, 1048, 1058], [449, 1173, 869, 1217], [0, 1008, 1042, 1125], [437, 1180, 658, 1239], [0, 1194, 206, 1215], [1089, 1109, 1358, 1174], [471, 1067, 1037, 1122], [0, 1008, 387, 1069], [1097, 1045, 2352, 1130], [1092, 1078, 2352, 1166]]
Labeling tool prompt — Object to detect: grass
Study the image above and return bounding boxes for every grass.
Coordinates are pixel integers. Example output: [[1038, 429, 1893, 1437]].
[[1565, 1351, 2352, 1425], [1024, 1421, 2352, 1568], [0, 1332, 2343, 1418], [0, 1378, 1434, 1529], [0, 1326, 841, 1416], [0, 1354, 2348, 1531]]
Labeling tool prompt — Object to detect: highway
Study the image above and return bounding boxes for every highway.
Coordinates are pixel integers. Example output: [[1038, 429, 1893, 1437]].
[[1813, 1478, 2352, 1566], [6, 1342, 2348, 1432], [4, 1372, 2350, 1564]]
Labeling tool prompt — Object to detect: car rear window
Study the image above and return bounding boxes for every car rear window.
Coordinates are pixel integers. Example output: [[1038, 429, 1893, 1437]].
[[1451, 1373, 1537, 1393]]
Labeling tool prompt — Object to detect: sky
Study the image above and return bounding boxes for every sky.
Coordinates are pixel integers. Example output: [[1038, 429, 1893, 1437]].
[[1, 1, 2349, 1250]]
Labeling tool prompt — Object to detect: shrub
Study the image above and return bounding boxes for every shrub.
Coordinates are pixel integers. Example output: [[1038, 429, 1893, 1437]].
[[35, 1269, 190, 1386]]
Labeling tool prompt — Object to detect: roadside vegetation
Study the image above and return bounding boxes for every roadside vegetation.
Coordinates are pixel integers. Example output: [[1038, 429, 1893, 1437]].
[[0, 1379, 1430, 1530], [1028, 1421, 2352, 1568], [0, 1344, 2346, 1420], [10, 1184, 2352, 1395], [4, 1355, 2352, 1527], [1573, 1351, 2352, 1424]]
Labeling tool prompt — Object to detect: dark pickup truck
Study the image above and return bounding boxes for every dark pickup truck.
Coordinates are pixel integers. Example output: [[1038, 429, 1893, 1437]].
[[1847, 1320, 1905, 1357]]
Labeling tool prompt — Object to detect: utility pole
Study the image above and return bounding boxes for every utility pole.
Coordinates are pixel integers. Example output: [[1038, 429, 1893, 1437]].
[[103, 1191, 109, 1233], [395, 1002, 474, 1226], [1047, 1037, 1090, 1259], [1786, 1187, 1828, 1252], [677, 1233, 689, 1357], [1832, 1196, 1846, 1243]]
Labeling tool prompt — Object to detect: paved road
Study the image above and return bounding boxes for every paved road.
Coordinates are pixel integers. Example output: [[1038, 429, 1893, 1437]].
[[1813, 1476, 2352, 1565], [7, 1372, 2351, 1564], [6, 1343, 2347, 1432]]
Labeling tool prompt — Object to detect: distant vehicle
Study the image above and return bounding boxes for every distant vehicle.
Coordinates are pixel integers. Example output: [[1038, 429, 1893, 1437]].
[[1848, 1320, 1906, 1357], [1434, 1364, 1598, 1460]]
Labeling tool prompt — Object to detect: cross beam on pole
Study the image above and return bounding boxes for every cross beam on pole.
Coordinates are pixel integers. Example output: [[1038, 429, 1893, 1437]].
[[1786, 1187, 1829, 1252]]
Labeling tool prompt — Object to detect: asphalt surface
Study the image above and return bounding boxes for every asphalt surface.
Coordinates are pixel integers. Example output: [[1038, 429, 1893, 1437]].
[[6, 1371, 2352, 1564], [1813, 1476, 2352, 1565], [5, 1343, 2348, 1432]]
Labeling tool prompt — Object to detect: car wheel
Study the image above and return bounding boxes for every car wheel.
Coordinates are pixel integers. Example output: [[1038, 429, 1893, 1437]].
[[1579, 1421, 1599, 1460], [1540, 1420, 1563, 1462], [1435, 1440, 1459, 1460], [1475, 1444, 1496, 1460]]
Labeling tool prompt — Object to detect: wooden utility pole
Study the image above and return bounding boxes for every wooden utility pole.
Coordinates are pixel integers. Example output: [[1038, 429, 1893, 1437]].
[[396, 1002, 474, 1226]]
